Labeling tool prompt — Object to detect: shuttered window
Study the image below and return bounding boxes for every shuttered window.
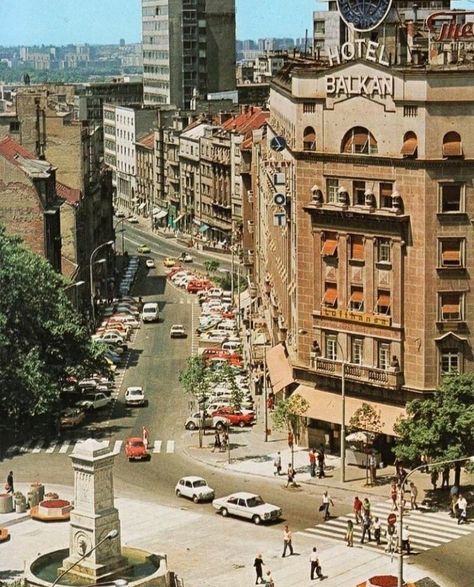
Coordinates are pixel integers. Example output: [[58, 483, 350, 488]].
[[341, 127, 377, 154], [401, 132, 418, 157], [323, 284, 338, 307], [376, 290, 391, 315], [350, 288, 364, 311], [442, 132, 462, 158], [440, 293, 463, 321], [321, 232, 338, 256], [350, 235, 364, 260], [440, 239, 463, 267]]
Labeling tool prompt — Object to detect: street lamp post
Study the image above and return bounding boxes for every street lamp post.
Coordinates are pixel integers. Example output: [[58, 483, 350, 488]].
[[332, 338, 347, 483], [63, 280, 85, 311], [114, 218, 126, 255], [51, 529, 118, 587], [397, 456, 474, 587], [89, 240, 114, 328], [264, 346, 268, 442]]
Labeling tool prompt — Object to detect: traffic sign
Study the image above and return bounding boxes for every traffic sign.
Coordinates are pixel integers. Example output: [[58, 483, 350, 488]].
[[270, 136, 287, 152], [273, 193, 286, 206], [387, 513, 397, 526]]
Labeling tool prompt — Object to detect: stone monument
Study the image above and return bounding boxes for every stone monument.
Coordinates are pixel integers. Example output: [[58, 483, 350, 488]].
[[59, 439, 130, 581]]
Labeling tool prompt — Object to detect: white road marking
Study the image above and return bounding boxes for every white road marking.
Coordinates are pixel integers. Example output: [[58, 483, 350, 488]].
[[153, 440, 162, 453], [45, 443, 57, 454], [32, 442, 44, 453], [166, 440, 175, 453], [59, 441, 70, 454], [114, 440, 123, 454], [20, 440, 33, 453]]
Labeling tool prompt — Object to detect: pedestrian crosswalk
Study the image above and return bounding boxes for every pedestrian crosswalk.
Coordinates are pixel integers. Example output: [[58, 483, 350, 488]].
[[297, 500, 474, 554], [4, 437, 177, 458]]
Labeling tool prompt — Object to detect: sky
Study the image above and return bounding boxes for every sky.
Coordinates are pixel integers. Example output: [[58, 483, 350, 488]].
[[0, 0, 321, 47]]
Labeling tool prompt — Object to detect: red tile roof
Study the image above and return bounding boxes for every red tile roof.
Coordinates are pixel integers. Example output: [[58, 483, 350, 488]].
[[0, 135, 36, 166], [57, 181, 81, 204], [136, 132, 155, 149], [221, 108, 269, 150]]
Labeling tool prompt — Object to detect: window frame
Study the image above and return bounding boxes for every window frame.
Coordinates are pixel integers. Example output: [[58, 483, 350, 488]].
[[438, 238, 465, 269], [379, 182, 393, 209], [376, 290, 391, 316], [325, 334, 338, 361], [439, 183, 464, 214], [349, 287, 364, 312], [326, 178, 339, 203], [440, 349, 460, 375], [351, 337, 364, 365], [353, 181, 366, 206], [378, 341, 391, 370], [377, 238, 391, 264], [439, 292, 464, 322]]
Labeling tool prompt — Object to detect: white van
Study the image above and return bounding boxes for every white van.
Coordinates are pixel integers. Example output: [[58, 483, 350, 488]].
[[142, 302, 160, 323]]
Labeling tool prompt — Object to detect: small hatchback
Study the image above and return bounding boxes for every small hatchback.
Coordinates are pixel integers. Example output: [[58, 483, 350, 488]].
[[175, 476, 215, 503]]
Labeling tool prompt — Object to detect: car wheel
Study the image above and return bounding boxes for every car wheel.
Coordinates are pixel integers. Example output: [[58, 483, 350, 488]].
[[252, 515, 262, 525], [186, 422, 197, 430], [192, 495, 199, 504], [220, 507, 228, 517], [239, 421, 246, 428], [176, 489, 181, 497]]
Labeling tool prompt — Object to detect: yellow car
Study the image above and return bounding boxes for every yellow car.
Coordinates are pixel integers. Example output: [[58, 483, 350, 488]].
[[137, 244, 151, 254], [163, 257, 177, 267]]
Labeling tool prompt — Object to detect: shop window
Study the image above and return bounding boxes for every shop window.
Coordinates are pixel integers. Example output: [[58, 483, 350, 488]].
[[378, 341, 391, 370], [380, 182, 393, 209], [401, 131, 418, 158], [439, 184, 463, 213], [377, 238, 391, 264], [303, 126, 316, 151], [439, 292, 463, 321], [439, 239, 464, 268], [353, 181, 366, 205], [325, 334, 338, 361], [349, 287, 364, 311], [322, 283, 338, 307], [376, 290, 391, 315], [341, 126, 378, 155], [326, 178, 339, 203], [351, 338, 364, 365], [442, 131, 462, 158], [440, 349, 460, 374], [350, 235, 364, 261], [321, 232, 338, 257]]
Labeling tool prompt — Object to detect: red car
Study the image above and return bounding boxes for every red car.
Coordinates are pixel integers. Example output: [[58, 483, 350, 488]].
[[211, 407, 255, 428], [166, 266, 184, 277], [124, 437, 150, 461]]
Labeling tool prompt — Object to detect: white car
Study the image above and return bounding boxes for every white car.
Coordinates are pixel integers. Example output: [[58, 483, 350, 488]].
[[128, 216, 139, 223], [170, 324, 187, 338], [125, 386, 146, 407], [99, 332, 125, 345], [184, 412, 230, 430], [76, 392, 111, 411], [207, 287, 223, 298], [180, 253, 193, 263], [142, 302, 160, 323], [171, 271, 188, 282], [146, 259, 155, 269], [200, 331, 230, 344], [212, 492, 282, 525], [175, 476, 214, 503]]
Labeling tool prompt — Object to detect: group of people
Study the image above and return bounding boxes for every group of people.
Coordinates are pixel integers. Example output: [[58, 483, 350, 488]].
[[211, 429, 229, 453], [390, 479, 419, 511], [308, 446, 326, 479]]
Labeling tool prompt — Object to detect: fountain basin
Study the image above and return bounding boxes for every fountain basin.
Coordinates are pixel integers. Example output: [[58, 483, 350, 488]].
[[31, 499, 72, 522], [26, 546, 170, 587]]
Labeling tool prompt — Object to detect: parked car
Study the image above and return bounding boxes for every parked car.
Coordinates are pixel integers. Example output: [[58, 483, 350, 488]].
[[164, 257, 177, 267], [207, 287, 223, 298], [109, 315, 140, 329], [137, 244, 151, 253], [175, 476, 214, 503], [170, 324, 187, 338], [145, 259, 155, 269], [212, 492, 282, 525], [187, 280, 212, 294], [142, 302, 160, 323], [115, 210, 126, 218], [222, 340, 242, 353], [76, 392, 111, 411], [124, 386, 146, 407], [115, 305, 140, 317], [184, 412, 230, 431], [128, 216, 139, 223], [179, 253, 193, 263], [59, 407, 86, 428], [200, 331, 230, 344], [124, 437, 150, 461], [211, 407, 255, 427], [98, 332, 125, 345]]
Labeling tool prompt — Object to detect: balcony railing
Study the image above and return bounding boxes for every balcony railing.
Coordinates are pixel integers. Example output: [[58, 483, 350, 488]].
[[312, 357, 403, 389]]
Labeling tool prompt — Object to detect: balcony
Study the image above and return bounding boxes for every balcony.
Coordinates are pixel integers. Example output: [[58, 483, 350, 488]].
[[312, 357, 403, 390]]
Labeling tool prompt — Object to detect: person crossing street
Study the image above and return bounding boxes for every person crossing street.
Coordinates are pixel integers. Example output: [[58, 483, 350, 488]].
[[282, 525, 294, 557]]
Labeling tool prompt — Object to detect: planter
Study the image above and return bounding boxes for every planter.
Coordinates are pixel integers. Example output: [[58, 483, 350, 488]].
[[15, 492, 27, 513], [30, 483, 45, 502], [28, 491, 40, 509], [0, 493, 13, 514]]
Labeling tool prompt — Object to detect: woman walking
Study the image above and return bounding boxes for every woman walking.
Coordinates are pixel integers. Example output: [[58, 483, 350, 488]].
[[253, 553, 265, 584], [346, 520, 354, 547]]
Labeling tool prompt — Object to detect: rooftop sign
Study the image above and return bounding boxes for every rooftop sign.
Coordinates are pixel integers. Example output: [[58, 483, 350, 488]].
[[337, 0, 393, 32], [426, 10, 474, 42]]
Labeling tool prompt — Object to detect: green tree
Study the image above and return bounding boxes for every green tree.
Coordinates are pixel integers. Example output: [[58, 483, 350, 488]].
[[0, 228, 108, 433], [394, 372, 474, 486], [272, 393, 309, 438], [204, 260, 220, 277], [349, 403, 382, 437], [178, 355, 212, 447], [211, 363, 244, 410]]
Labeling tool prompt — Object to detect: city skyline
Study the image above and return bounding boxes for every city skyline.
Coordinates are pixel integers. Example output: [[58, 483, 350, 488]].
[[1, 0, 321, 47]]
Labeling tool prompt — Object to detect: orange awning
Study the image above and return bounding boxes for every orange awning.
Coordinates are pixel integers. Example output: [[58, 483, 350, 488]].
[[292, 385, 406, 436], [401, 136, 417, 156], [321, 238, 337, 256], [350, 290, 364, 303], [442, 249, 460, 264], [323, 286, 337, 306], [442, 304, 460, 314], [377, 293, 391, 306], [351, 237, 364, 260], [266, 343, 294, 393], [443, 140, 462, 157]]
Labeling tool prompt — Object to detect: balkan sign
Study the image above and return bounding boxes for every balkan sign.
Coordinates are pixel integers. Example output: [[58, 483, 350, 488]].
[[337, 0, 393, 32], [326, 75, 393, 97], [426, 11, 474, 42]]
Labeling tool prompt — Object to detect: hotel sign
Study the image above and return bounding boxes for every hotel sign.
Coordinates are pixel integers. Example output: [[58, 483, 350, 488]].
[[321, 307, 391, 327], [427, 11, 474, 42], [326, 75, 393, 97]]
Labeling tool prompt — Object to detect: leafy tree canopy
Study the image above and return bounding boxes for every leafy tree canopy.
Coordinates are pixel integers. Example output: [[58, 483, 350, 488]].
[[272, 393, 309, 432], [0, 227, 108, 428], [204, 260, 220, 276], [178, 355, 211, 402], [394, 372, 474, 469], [349, 403, 383, 435]]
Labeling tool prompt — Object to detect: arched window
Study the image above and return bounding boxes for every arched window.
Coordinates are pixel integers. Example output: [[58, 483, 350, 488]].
[[341, 127, 377, 155], [401, 131, 418, 158], [442, 131, 463, 158], [303, 126, 316, 151]]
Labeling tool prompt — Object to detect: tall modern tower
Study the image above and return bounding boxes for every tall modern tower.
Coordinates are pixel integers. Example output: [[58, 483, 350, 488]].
[[142, 0, 236, 109]]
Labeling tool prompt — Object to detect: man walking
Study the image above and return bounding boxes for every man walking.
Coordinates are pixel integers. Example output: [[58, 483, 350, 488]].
[[360, 511, 372, 544], [321, 491, 334, 521], [273, 452, 282, 476], [282, 525, 294, 557], [368, 451, 377, 485], [409, 481, 418, 510], [211, 430, 221, 453], [353, 496, 363, 524], [317, 448, 325, 478], [456, 494, 468, 525], [401, 525, 411, 554], [286, 463, 296, 488], [5, 471, 13, 494], [309, 547, 324, 580], [309, 449, 317, 477]]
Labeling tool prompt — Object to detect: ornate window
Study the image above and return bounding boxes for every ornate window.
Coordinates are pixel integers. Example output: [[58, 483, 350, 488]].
[[440, 350, 460, 374], [303, 126, 316, 151], [442, 131, 462, 158], [341, 127, 377, 155], [401, 131, 418, 158]]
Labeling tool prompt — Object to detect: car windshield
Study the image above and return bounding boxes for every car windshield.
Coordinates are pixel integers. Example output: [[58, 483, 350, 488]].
[[130, 441, 144, 448], [143, 308, 156, 314], [193, 480, 207, 488], [246, 496, 265, 507], [129, 389, 142, 396]]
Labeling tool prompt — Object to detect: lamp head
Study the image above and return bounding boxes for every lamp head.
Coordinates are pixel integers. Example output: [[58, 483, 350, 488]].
[[106, 529, 119, 540]]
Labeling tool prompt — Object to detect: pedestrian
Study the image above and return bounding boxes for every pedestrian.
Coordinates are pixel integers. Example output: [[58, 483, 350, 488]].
[[211, 430, 221, 453], [360, 511, 372, 544], [362, 497, 371, 517], [441, 466, 450, 489], [317, 448, 325, 478], [409, 481, 418, 510], [265, 570, 275, 586], [5, 471, 13, 494], [372, 516, 382, 545], [394, 457, 402, 478], [390, 481, 398, 511], [142, 426, 149, 450], [430, 469, 439, 491], [321, 491, 334, 521], [368, 451, 377, 485], [282, 525, 294, 557], [353, 496, 363, 524], [401, 525, 411, 555], [397, 483, 406, 510], [345, 520, 354, 547], [456, 494, 468, 524], [286, 463, 296, 488], [450, 484, 460, 518], [309, 449, 317, 477], [273, 452, 282, 476], [309, 546, 324, 580], [253, 553, 265, 584], [385, 523, 397, 553], [221, 430, 229, 452]]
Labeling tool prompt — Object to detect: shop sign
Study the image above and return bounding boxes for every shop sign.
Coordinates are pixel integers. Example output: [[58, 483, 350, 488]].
[[321, 307, 391, 326], [426, 11, 474, 42]]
